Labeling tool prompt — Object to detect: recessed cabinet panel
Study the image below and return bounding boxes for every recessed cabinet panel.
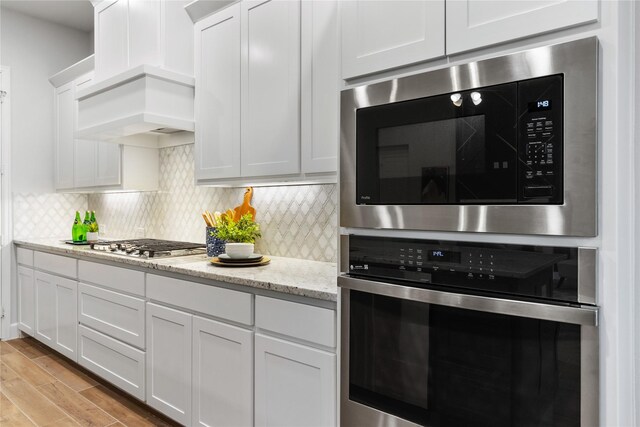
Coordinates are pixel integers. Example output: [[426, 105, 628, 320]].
[[146, 303, 192, 425], [241, 0, 301, 177], [35, 272, 56, 346], [255, 334, 336, 427], [192, 316, 253, 427], [341, 0, 445, 79], [74, 141, 97, 188], [194, 3, 241, 180], [54, 276, 78, 361], [301, 0, 339, 174], [17, 266, 35, 335], [96, 142, 122, 186], [128, 0, 161, 69], [95, 0, 129, 81], [446, 0, 599, 54], [55, 83, 75, 190]]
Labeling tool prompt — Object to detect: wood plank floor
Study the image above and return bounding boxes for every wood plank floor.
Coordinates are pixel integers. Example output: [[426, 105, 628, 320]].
[[0, 337, 180, 427]]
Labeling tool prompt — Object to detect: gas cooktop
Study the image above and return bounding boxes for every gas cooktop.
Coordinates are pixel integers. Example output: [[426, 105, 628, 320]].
[[89, 239, 206, 258]]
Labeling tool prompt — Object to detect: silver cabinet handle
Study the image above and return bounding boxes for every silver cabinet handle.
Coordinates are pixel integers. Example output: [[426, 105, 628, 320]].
[[338, 275, 598, 326]]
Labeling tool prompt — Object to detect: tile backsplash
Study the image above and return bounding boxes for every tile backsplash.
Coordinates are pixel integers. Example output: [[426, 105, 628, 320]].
[[13, 192, 88, 240], [88, 144, 338, 262]]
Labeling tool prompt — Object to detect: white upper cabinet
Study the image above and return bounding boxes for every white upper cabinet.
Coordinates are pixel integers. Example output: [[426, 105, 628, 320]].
[[301, 0, 339, 174], [50, 57, 157, 192], [194, 3, 241, 181], [341, 0, 445, 79], [241, 0, 301, 178], [446, 0, 599, 54], [95, 0, 129, 80], [94, 0, 193, 82], [194, 0, 338, 184], [341, 0, 599, 78], [54, 82, 75, 190]]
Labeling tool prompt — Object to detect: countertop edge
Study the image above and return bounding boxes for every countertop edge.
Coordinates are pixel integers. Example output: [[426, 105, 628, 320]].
[[14, 239, 338, 302]]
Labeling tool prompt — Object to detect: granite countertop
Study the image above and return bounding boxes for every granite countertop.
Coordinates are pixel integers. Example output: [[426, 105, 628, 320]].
[[14, 238, 338, 302]]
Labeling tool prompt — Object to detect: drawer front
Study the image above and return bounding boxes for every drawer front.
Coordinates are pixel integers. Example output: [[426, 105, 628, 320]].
[[17, 247, 34, 266], [78, 283, 145, 349], [78, 324, 146, 400], [34, 251, 77, 278], [147, 274, 253, 325], [256, 296, 335, 348], [79, 261, 145, 296]]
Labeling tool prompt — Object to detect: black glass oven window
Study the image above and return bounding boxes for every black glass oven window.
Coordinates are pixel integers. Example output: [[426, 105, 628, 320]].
[[349, 290, 581, 427]]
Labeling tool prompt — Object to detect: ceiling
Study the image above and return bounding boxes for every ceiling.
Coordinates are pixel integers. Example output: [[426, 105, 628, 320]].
[[2, 0, 94, 32]]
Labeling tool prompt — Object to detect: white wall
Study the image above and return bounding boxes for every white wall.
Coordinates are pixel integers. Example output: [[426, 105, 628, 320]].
[[0, 7, 92, 193]]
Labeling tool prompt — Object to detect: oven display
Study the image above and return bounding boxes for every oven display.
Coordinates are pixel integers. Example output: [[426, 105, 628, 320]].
[[528, 99, 553, 111], [427, 250, 461, 263]]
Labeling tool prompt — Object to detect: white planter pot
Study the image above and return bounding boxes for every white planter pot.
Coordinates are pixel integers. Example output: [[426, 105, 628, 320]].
[[225, 243, 254, 259], [87, 231, 99, 243]]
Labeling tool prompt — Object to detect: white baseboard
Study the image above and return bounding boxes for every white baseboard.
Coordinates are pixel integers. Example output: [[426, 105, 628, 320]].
[[6, 322, 19, 340]]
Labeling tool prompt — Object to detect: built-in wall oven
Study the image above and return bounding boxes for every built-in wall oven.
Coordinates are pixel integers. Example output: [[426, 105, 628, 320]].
[[340, 37, 598, 236], [339, 235, 598, 427]]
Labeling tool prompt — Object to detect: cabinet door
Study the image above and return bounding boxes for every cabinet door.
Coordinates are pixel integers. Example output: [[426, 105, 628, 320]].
[[95, 0, 129, 81], [341, 0, 445, 79], [128, 0, 161, 69], [446, 0, 599, 54], [301, 0, 338, 174], [55, 82, 75, 190], [241, 0, 300, 177], [194, 4, 241, 181], [192, 316, 253, 427], [53, 275, 78, 361], [95, 142, 122, 186], [17, 266, 35, 335], [74, 74, 98, 188], [34, 272, 56, 347], [255, 334, 336, 427], [146, 303, 192, 426]]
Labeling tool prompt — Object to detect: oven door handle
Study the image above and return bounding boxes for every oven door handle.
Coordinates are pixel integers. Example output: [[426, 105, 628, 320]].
[[338, 275, 598, 326]]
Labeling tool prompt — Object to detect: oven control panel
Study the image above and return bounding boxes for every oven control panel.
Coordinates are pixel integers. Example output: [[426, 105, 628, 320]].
[[347, 235, 579, 304], [517, 75, 563, 203]]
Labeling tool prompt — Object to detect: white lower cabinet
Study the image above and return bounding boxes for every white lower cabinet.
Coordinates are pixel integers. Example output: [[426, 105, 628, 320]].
[[146, 302, 193, 426], [34, 271, 78, 361], [17, 266, 35, 335], [78, 324, 146, 400], [255, 333, 336, 427], [192, 315, 253, 427]]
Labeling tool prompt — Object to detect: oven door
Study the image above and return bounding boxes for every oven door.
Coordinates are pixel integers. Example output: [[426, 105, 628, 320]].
[[339, 276, 599, 427]]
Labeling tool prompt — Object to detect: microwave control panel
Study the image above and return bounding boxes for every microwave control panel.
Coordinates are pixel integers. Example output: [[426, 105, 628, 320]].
[[518, 75, 563, 203]]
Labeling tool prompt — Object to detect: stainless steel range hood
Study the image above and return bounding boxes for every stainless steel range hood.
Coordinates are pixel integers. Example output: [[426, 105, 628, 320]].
[[76, 65, 195, 142]]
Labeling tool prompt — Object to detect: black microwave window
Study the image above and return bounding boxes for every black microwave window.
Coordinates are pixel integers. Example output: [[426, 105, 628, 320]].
[[355, 74, 564, 206]]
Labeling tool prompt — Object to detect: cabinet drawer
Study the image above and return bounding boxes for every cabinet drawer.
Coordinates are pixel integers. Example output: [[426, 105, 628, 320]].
[[255, 296, 335, 348], [78, 325, 145, 400], [34, 251, 77, 278], [79, 260, 145, 296], [147, 274, 253, 325], [17, 247, 34, 266], [78, 283, 145, 349]]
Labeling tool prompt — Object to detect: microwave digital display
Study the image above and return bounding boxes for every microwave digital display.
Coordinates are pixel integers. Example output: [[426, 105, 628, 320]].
[[528, 99, 553, 111]]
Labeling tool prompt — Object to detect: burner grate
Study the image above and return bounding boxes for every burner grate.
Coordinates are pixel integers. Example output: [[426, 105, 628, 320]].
[[90, 239, 206, 258]]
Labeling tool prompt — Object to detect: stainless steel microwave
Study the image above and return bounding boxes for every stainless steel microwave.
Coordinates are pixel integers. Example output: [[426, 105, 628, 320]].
[[340, 37, 598, 236]]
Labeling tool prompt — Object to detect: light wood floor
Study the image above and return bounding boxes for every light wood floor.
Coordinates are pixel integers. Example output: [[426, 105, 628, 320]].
[[0, 337, 180, 427]]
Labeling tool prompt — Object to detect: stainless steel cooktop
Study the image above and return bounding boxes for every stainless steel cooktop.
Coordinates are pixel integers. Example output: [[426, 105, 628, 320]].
[[89, 239, 206, 258]]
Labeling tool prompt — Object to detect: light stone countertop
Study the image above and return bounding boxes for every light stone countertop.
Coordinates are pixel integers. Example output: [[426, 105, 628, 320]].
[[14, 238, 338, 302]]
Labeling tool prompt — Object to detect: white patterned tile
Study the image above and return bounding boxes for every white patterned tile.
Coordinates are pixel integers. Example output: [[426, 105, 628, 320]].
[[86, 144, 337, 262]]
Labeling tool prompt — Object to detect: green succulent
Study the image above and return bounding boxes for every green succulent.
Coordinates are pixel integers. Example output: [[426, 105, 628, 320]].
[[211, 213, 261, 243], [87, 222, 99, 233]]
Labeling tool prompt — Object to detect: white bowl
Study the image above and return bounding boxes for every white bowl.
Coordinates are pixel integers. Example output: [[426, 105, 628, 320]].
[[224, 242, 254, 259]]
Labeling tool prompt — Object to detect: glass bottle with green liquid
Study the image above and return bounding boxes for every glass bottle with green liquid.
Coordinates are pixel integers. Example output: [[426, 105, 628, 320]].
[[72, 211, 86, 242]]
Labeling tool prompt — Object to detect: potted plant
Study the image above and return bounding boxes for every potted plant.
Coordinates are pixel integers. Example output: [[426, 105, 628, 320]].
[[86, 220, 99, 243], [211, 212, 261, 258]]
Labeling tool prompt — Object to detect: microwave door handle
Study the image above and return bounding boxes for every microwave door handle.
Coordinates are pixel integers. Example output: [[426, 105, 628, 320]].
[[338, 275, 598, 327]]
